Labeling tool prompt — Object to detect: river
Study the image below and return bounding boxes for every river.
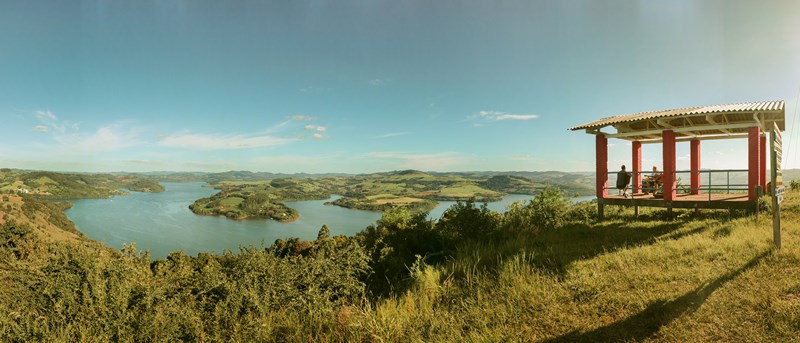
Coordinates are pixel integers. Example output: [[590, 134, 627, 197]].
[[65, 182, 595, 259]]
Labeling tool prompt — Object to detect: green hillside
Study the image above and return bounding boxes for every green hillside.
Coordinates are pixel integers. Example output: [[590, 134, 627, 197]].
[[2, 184, 798, 341], [0, 169, 164, 198]]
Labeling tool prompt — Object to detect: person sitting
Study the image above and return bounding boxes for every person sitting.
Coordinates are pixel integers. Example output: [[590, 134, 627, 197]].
[[643, 166, 662, 195], [616, 165, 632, 198]]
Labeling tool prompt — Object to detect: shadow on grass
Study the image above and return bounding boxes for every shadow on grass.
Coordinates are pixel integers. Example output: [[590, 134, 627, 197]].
[[528, 221, 684, 277], [543, 250, 772, 342]]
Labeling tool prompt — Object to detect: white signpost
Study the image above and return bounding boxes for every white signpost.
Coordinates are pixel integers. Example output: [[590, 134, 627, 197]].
[[770, 124, 782, 249]]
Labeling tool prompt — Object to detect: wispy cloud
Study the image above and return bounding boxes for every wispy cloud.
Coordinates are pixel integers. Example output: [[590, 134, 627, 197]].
[[253, 154, 338, 166], [371, 132, 409, 139], [364, 151, 467, 170], [35, 110, 79, 133], [159, 132, 295, 150], [291, 115, 315, 121], [304, 124, 316, 131], [316, 126, 327, 132], [471, 110, 539, 122], [33, 111, 141, 153], [312, 133, 328, 139], [368, 79, 386, 86], [68, 124, 142, 152], [510, 155, 537, 161]]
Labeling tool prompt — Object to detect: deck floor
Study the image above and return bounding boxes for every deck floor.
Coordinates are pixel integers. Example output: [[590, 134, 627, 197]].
[[600, 192, 753, 210], [605, 192, 749, 202]]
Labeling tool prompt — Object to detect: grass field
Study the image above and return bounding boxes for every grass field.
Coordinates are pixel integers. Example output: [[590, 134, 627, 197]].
[[435, 184, 503, 199], [367, 194, 426, 205], [218, 196, 244, 207], [343, 195, 800, 342]]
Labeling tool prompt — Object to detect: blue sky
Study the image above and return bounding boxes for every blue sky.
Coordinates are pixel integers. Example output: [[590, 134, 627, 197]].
[[1, 0, 799, 173]]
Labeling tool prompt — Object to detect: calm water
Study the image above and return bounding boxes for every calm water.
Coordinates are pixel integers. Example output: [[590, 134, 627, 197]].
[[66, 182, 595, 259]]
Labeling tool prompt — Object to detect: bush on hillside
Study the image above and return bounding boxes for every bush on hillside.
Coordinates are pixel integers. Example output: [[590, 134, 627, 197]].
[[357, 207, 444, 295], [501, 187, 572, 233], [437, 200, 500, 241]]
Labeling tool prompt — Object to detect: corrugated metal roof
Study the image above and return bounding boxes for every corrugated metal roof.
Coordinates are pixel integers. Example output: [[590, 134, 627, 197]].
[[569, 100, 785, 131]]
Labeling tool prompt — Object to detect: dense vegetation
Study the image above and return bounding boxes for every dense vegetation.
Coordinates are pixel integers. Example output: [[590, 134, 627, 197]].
[[3, 181, 798, 341]]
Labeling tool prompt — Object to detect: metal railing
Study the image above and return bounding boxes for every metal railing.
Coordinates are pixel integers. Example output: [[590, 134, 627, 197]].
[[606, 169, 750, 202]]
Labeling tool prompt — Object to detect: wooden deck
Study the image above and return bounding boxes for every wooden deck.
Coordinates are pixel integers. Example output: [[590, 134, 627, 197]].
[[600, 192, 754, 210]]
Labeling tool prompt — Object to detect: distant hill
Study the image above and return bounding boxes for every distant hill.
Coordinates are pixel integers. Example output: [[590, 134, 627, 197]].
[[0, 170, 164, 198]]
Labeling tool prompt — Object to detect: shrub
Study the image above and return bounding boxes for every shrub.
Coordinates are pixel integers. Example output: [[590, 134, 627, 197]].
[[357, 207, 443, 295], [567, 199, 597, 224], [437, 200, 500, 241], [527, 186, 571, 230]]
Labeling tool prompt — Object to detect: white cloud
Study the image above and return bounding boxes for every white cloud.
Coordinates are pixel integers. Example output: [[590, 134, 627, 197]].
[[304, 124, 316, 131], [312, 133, 328, 139], [371, 132, 409, 139], [35, 110, 79, 133], [66, 124, 141, 152], [159, 132, 294, 150], [316, 126, 327, 132], [364, 151, 467, 171], [368, 79, 386, 86], [474, 110, 539, 121], [291, 115, 315, 121], [33, 111, 141, 153], [35, 110, 56, 122]]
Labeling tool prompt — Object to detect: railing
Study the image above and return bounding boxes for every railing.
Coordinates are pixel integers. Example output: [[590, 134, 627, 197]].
[[605, 169, 750, 202]]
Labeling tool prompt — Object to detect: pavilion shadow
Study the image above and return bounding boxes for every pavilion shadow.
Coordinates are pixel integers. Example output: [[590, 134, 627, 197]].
[[543, 250, 771, 342], [527, 220, 685, 277]]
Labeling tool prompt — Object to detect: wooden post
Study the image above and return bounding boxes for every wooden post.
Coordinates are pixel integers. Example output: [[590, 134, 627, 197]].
[[748, 127, 761, 201], [662, 130, 676, 201], [690, 139, 701, 195], [760, 134, 767, 191], [632, 141, 642, 194], [596, 134, 608, 221], [770, 127, 781, 249], [596, 134, 608, 199]]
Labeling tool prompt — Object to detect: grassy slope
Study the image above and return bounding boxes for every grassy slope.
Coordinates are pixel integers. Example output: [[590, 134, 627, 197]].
[[348, 196, 800, 342], [3, 186, 798, 341]]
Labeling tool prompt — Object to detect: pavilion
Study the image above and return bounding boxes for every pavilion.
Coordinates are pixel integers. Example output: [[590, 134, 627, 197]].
[[570, 100, 785, 218]]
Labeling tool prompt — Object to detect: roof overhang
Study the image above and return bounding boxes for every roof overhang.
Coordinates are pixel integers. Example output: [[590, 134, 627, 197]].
[[569, 101, 785, 143]]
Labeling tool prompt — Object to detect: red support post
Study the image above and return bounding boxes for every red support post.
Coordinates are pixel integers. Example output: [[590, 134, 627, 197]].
[[632, 141, 642, 194], [596, 134, 608, 199], [690, 139, 701, 195], [748, 126, 761, 201], [760, 134, 767, 191], [663, 130, 677, 201]]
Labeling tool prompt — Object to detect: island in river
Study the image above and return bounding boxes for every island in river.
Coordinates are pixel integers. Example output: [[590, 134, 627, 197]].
[[186, 170, 581, 221]]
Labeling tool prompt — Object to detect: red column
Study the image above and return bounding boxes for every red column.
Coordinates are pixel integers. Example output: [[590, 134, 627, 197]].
[[632, 141, 642, 194], [760, 134, 767, 191], [690, 139, 701, 195], [596, 134, 608, 199], [748, 127, 761, 200], [663, 130, 677, 201]]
